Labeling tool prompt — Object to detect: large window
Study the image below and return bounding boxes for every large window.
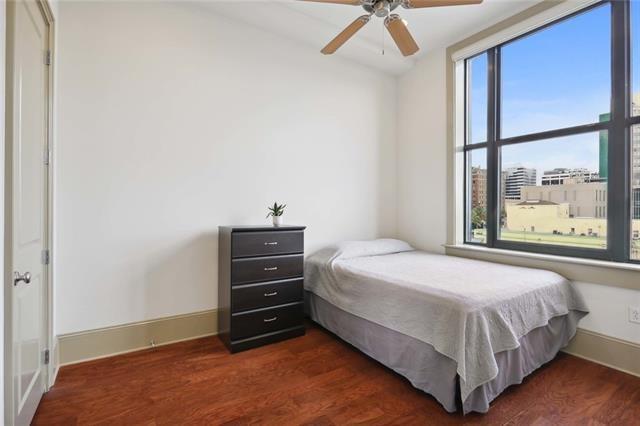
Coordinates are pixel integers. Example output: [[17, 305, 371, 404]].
[[464, 1, 640, 263], [632, 1, 640, 260]]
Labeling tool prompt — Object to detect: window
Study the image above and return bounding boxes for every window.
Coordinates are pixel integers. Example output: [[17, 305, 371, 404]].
[[467, 53, 488, 144], [632, 125, 640, 259], [466, 148, 487, 243], [463, 1, 640, 263], [464, 52, 489, 243], [501, 5, 611, 138], [632, 0, 640, 259], [498, 133, 607, 249], [632, 0, 640, 116]]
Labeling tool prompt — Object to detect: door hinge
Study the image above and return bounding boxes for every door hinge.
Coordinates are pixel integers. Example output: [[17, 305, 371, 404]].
[[44, 349, 50, 365], [43, 148, 50, 165], [45, 50, 51, 66], [41, 249, 50, 265]]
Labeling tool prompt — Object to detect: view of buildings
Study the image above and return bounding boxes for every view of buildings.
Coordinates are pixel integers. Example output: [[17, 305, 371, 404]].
[[470, 104, 640, 258], [503, 167, 537, 200], [540, 168, 600, 185], [520, 180, 607, 219], [471, 166, 487, 208]]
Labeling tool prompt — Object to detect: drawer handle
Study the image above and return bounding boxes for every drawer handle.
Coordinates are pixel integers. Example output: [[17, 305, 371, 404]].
[[264, 267, 278, 271], [264, 291, 278, 297], [263, 316, 278, 323], [264, 242, 278, 246]]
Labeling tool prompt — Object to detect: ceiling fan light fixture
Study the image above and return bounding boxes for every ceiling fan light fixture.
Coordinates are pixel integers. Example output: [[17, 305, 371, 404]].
[[373, 0, 391, 17], [384, 13, 406, 26]]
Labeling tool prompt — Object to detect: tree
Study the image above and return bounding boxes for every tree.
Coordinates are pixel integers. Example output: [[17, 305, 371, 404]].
[[471, 206, 486, 229]]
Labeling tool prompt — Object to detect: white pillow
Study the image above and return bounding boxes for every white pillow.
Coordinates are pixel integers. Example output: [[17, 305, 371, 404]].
[[334, 239, 414, 260]]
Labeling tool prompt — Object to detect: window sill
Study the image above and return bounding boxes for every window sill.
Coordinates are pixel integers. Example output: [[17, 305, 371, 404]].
[[444, 243, 640, 272]]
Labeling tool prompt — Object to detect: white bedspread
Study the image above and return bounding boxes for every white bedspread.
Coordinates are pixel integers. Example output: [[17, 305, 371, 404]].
[[304, 240, 589, 402]]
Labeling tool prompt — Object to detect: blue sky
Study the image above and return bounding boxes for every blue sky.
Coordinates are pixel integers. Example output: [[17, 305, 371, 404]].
[[469, 2, 624, 183]]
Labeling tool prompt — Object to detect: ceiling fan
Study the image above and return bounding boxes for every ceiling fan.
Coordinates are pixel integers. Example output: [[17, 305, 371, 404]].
[[300, 0, 483, 57]]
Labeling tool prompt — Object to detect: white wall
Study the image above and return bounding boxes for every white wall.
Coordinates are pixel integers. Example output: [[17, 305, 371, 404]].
[[397, 50, 640, 345], [55, 1, 396, 335], [574, 282, 640, 344], [55, 0, 639, 346], [396, 48, 447, 253]]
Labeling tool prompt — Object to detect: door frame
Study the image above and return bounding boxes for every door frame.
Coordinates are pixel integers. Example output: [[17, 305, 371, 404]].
[[3, 0, 55, 424]]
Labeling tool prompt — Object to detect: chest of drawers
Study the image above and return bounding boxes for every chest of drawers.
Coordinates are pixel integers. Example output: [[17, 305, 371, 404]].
[[218, 225, 306, 353]]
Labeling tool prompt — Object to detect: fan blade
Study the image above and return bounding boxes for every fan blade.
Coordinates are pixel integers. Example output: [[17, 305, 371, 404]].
[[384, 14, 419, 57], [321, 15, 371, 55], [403, 0, 482, 8], [298, 0, 362, 5]]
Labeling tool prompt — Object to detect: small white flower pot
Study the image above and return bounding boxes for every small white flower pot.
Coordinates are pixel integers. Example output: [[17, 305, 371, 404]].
[[272, 216, 283, 227]]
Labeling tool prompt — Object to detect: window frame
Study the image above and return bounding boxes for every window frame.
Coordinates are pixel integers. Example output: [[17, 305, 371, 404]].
[[463, 51, 490, 245], [462, 0, 639, 264]]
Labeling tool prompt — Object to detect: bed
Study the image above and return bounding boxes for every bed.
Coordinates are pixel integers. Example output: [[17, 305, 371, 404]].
[[304, 239, 588, 414]]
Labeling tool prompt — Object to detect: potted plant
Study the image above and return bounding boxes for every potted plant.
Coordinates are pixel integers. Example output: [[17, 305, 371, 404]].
[[266, 202, 286, 226]]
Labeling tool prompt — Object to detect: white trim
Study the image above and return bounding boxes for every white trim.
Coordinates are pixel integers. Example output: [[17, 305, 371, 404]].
[[43, 0, 56, 394], [451, 0, 600, 62], [58, 308, 215, 338], [49, 337, 59, 388], [4, 2, 55, 423], [562, 328, 640, 378], [453, 60, 466, 245], [563, 349, 640, 378], [0, 1, 6, 422], [444, 243, 640, 273], [59, 332, 218, 367], [57, 308, 218, 366]]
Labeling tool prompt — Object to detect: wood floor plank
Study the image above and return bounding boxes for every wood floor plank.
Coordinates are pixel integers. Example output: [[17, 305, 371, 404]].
[[33, 323, 640, 425]]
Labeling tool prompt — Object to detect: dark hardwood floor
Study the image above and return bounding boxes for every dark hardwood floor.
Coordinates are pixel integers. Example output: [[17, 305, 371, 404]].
[[34, 322, 640, 425]]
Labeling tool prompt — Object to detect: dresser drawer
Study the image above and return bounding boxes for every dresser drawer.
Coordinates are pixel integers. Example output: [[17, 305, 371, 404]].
[[232, 231, 303, 258], [232, 279, 303, 313], [231, 254, 303, 285], [231, 303, 303, 341]]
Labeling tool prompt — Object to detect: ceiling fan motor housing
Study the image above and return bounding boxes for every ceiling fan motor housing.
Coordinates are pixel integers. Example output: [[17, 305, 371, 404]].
[[363, 0, 401, 18]]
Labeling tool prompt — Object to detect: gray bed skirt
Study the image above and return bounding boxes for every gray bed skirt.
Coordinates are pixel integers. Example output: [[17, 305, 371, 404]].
[[305, 290, 584, 414]]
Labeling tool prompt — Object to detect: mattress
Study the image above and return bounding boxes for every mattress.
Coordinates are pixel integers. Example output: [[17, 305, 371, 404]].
[[304, 239, 588, 409]]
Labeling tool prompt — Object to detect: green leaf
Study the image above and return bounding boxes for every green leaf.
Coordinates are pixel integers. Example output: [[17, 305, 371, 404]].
[[267, 202, 286, 218]]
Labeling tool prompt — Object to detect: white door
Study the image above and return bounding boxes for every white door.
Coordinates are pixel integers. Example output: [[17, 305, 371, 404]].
[[7, 1, 50, 424]]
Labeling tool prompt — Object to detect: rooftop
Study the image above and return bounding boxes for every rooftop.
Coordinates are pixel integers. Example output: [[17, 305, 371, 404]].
[[517, 200, 559, 206]]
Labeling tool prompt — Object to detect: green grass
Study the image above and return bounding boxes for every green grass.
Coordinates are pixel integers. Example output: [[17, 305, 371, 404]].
[[472, 229, 640, 260], [471, 228, 607, 249]]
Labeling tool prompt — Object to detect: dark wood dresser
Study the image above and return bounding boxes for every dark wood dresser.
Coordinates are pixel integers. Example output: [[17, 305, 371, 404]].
[[218, 225, 306, 353]]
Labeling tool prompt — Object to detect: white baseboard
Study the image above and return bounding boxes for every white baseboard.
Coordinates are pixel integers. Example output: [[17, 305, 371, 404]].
[[58, 309, 217, 366], [563, 328, 640, 377], [57, 311, 638, 381]]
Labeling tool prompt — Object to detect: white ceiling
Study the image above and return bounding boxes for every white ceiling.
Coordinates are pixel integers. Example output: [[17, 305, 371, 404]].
[[205, 0, 540, 75]]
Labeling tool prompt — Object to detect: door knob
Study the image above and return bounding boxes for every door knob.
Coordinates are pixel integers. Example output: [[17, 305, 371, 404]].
[[13, 271, 31, 286]]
